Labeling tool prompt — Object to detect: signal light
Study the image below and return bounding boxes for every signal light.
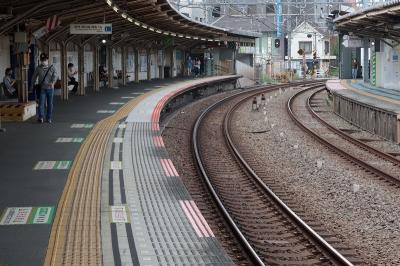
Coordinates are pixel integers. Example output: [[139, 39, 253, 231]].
[[274, 38, 280, 48]]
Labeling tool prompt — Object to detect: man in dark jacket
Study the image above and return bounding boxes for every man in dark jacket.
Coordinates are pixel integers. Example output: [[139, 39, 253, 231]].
[[31, 53, 58, 123]]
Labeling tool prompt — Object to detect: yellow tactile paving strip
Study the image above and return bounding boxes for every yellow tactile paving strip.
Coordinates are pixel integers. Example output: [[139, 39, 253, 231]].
[[44, 90, 159, 266]]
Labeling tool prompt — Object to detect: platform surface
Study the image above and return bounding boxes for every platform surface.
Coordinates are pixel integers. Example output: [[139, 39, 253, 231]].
[[0, 76, 235, 266], [326, 79, 400, 114], [101, 77, 235, 265]]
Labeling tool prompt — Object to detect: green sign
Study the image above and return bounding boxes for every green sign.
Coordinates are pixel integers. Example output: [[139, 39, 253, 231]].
[[371, 51, 376, 86]]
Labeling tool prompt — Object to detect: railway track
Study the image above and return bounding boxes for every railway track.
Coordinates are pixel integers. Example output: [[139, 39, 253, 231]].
[[192, 82, 355, 265], [288, 87, 400, 187]]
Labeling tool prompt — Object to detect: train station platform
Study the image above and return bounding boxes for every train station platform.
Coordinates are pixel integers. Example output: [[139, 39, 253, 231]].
[[326, 79, 400, 143], [0, 76, 239, 266]]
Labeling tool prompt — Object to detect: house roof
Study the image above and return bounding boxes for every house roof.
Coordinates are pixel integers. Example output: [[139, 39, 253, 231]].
[[292, 21, 325, 36]]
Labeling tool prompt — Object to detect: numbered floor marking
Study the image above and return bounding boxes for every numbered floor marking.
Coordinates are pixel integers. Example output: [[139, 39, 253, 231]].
[[131, 92, 143, 95], [113, 138, 123, 143], [0, 206, 54, 225], [109, 206, 130, 223], [109, 102, 125, 105], [56, 137, 84, 143], [110, 161, 122, 170], [121, 96, 135, 99], [34, 161, 72, 170], [71, 123, 93, 128]]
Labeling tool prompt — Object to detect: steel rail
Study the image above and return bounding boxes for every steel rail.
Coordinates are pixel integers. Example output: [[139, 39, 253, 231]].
[[308, 88, 400, 168], [192, 81, 328, 266], [288, 86, 400, 187], [225, 83, 354, 266]]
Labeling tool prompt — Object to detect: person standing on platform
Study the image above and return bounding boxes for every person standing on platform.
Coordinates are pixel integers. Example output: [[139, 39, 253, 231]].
[[68, 63, 79, 95], [3, 68, 17, 98], [187, 56, 193, 76], [31, 53, 57, 123], [352, 59, 358, 79]]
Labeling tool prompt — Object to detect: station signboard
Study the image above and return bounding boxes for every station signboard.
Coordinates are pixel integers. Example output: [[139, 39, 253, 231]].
[[70, 24, 112, 35]]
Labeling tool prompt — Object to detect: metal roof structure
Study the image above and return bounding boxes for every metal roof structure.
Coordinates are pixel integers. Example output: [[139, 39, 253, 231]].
[[0, 0, 256, 48], [334, 1, 400, 41]]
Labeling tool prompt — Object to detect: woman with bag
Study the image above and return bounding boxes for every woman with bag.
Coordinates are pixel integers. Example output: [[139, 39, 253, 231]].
[[30, 53, 58, 123]]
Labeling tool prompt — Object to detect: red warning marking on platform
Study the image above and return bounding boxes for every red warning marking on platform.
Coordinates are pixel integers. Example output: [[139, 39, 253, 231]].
[[189, 200, 215, 237], [153, 136, 165, 147], [160, 159, 179, 177], [179, 200, 214, 238], [180, 201, 203, 237]]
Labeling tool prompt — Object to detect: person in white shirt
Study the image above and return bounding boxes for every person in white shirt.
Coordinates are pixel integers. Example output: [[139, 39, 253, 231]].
[[68, 63, 78, 94], [3, 68, 17, 98]]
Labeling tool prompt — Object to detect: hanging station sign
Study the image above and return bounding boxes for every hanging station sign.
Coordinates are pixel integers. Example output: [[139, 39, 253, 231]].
[[70, 24, 112, 35]]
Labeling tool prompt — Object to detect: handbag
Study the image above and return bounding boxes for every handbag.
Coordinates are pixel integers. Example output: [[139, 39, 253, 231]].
[[33, 65, 52, 100]]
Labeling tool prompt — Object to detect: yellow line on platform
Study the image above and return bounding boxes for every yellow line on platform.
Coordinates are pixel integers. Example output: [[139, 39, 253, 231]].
[[44, 89, 160, 266], [341, 80, 400, 108]]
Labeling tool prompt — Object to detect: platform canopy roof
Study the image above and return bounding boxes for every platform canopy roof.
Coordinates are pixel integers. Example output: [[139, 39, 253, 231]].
[[334, 1, 400, 41], [0, 0, 256, 48]]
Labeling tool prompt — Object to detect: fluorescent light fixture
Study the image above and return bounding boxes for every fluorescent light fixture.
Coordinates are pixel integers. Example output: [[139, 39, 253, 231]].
[[149, 27, 155, 31], [156, 30, 162, 34], [113, 6, 118, 12], [127, 17, 133, 22], [106, 0, 112, 6], [193, 36, 199, 40], [141, 25, 148, 29], [185, 35, 191, 39], [208, 39, 213, 42], [214, 39, 220, 42], [170, 33, 176, 36], [163, 32, 170, 35], [201, 38, 207, 41], [134, 21, 140, 26], [121, 13, 127, 19], [178, 34, 184, 38]]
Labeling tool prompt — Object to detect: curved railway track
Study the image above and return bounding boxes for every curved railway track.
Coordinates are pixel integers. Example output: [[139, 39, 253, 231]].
[[192, 82, 354, 265], [288, 87, 400, 187]]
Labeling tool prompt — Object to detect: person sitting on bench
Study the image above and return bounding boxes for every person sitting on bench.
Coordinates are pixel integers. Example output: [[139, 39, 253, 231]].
[[68, 63, 79, 94], [3, 68, 17, 98]]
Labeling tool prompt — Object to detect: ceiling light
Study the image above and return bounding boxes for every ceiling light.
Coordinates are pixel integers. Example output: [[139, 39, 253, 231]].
[[102, 39, 107, 44], [121, 13, 127, 19], [106, 0, 112, 6], [134, 21, 140, 26], [113, 6, 118, 12], [127, 17, 133, 22]]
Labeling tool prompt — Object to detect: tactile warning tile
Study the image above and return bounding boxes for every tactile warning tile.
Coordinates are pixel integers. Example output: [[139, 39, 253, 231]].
[[121, 122, 233, 265]]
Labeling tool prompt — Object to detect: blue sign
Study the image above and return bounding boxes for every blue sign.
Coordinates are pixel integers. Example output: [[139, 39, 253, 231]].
[[275, 0, 283, 37]]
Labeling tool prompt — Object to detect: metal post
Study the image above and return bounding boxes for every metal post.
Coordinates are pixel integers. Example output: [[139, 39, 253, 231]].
[[61, 42, 68, 100], [147, 48, 151, 80], [134, 48, 139, 82], [78, 45, 85, 95], [108, 46, 113, 88], [93, 45, 100, 91], [122, 46, 127, 86]]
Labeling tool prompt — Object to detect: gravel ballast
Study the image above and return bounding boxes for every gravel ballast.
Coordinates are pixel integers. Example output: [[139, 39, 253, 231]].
[[231, 87, 400, 265]]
